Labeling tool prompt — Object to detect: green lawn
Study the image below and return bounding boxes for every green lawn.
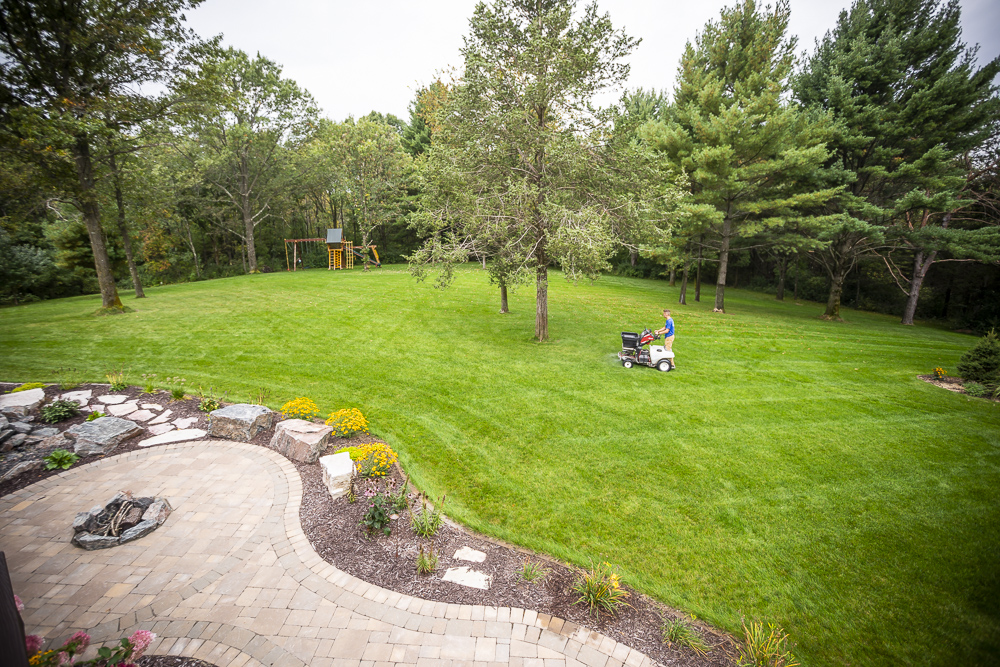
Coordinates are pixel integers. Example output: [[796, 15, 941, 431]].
[[1, 266, 998, 666]]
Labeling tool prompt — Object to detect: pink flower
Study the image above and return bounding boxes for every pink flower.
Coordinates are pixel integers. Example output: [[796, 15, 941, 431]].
[[57, 651, 70, 665], [25, 634, 44, 655], [127, 629, 155, 659], [66, 630, 90, 652], [14, 594, 24, 612]]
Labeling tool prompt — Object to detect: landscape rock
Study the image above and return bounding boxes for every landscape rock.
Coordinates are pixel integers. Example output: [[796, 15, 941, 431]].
[[148, 409, 173, 425], [107, 402, 138, 417], [0, 430, 14, 450], [270, 419, 333, 463], [173, 417, 198, 429], [66, 417, 143, 456], [96, 395, 128, 404], [6, 433, 27, 450], [137, 428, 206, 447], [129, 409, 156, 422], [120, 519, 158, 543], [454, 546, 487, 563], [0, 387, 45, 417], [442, 566, 492, 590], [320, 452, 354, 499], [141, 403, 163, 411], [207, 404, 272, 441], [0, 460, 44, 484], [141, 498, 172, 525], [31, 427, 59, 438], [147, 423, 175, 436], [10, 422, 32, 434], [39, 433, 67, 449], [0, 415, 8, 429], [60, 390, 93, 406], [72, 533, 120, 551], [72, 510, 100, 534]]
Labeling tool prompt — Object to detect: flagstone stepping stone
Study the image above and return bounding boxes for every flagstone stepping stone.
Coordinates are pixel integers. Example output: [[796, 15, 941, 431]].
[[149, 409, 173, 425], [147, 423, 176, 436], [454, 546, 487, 563], [173, 417, 198, 429], [442, 566, 492, 590], [107, 402, 138, 416], [271, 419, 334, 463], [137, 428, 206, 448], [0, 388, 45, 417], [66, 417, 143, 456], [60, 390, 93, 406], [141, 403, 163, 411], [207, 404, 273, 440], [97, 395, 128, 404], [129, 409, 156, 422]]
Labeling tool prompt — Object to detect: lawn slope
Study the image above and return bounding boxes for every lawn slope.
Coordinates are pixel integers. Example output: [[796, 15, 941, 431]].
[[1, 266, 998, 666]]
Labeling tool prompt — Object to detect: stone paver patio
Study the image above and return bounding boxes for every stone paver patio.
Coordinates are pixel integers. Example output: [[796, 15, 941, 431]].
[[0, 442, 654, 667]]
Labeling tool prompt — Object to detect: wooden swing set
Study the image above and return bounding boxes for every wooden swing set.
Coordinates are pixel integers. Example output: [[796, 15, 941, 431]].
[[283, 228, 381, 271]]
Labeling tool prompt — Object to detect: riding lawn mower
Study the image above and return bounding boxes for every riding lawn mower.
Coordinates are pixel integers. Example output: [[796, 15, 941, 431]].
[[618, 328, 675, 371]]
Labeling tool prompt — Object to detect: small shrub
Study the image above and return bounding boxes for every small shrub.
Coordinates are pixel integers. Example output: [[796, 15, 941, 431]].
[[44, 449, 80, 470], [736, 619, 799, 667], [410, 496, 444, 538], [571, 562, 630, 618], [964, 381, 989, 397], [86, 411, 105, 421], [662, 617, 709, 655], [106, 368, 129, 392], [281, 397, 320, 420], [518, 559, 549, 583], [40, 400, 79, 424], [932, 367, 946, 380], [387, 475, 409, 513], [12, 382, 45, 393], [360, 492, 393, 537], [198, 387, 224, 412], [336, 445, 362, 460], [957, 329, 1000, 388], [326, 408, 370, 437], [352, 442, 397, 478], [170, 387, 185, 400], [416, 545, 438, 574]]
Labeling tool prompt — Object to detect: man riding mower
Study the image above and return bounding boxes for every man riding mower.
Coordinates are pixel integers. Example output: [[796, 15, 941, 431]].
[[618, 328, 675, 371]]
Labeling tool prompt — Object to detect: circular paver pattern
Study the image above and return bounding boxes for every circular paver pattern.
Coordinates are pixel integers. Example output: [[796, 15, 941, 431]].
[[1, 442, 654, 667]]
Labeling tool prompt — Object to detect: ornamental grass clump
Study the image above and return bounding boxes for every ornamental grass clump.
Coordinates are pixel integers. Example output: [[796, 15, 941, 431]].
[[282, 397, 320, 420], [353, 442, 397, 478], [517, 558, 549, 583], [410, 495, 444, 538], [105, 367, 129, 392], [662, 617, 709, 655], [416, 545, 438, 574], [571, 562, 630, 618], [326, 407, 369, 437], [736, 619, 799, 667]]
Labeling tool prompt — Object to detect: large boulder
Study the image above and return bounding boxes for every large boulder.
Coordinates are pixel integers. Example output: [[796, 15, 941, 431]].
[[65, 417, 143, 456], [0, 460, 44, 484], [270, 419, 333, 463], [207, 404, 273, 441], [320, 451, 354, 499], [0, 387, 45, 417]]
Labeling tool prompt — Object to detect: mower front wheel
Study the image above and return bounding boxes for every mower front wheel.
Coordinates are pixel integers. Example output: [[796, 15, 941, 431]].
[[657, 360, 671, 372], [623, 360, 633, 369]]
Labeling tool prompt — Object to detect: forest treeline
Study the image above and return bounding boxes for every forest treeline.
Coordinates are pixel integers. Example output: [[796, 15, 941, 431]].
[[1, 0, 998, 335]]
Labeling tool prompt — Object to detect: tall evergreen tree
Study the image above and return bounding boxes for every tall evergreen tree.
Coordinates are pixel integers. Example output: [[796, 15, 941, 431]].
[[643, 0, 839, 313], [795, 0, 1000, 322]]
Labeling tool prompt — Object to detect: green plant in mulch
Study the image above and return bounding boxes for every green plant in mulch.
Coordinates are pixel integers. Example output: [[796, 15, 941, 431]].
[[86, 411, 105, 421], [571, 561, 630, 618], [40, 400, 79, 423], [416, 544, 438, 574], [44, 449, 80, 470], [11, 382, 45, 393], [963, 381, 989, 398], [198, 387, 225, 412], [410, 495, 444, 538], [105, 367, 129, 392], [736, 619, 799, 667], [517, 559, 549, 583], [661, 617, 709, 655], [360, 492, 393, 538]]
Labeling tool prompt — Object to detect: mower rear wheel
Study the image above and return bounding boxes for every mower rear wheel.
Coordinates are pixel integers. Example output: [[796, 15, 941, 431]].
[[623, 360, 633, 369], [657, 360, 671, 372]]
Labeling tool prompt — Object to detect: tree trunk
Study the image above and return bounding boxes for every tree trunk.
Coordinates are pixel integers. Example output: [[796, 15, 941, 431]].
[[499, 284, 509, 314], [695, 239, 702, 302], [714, 217, 732, 312], [183, 218, 201, 279], [679, 261, 689, 305], [901, 249, 937, 325], [239, 161, 258, 273], [776, 255, 787, 301], [74, 135, 122, 311], [793, 253, 800, 301], [629, 248, 637, 267], [669, 267, 675, 286], [109, 154, 144, 298]]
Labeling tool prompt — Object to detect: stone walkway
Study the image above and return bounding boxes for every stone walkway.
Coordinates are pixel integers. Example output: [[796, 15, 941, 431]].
[[1, 442, 653, 667]]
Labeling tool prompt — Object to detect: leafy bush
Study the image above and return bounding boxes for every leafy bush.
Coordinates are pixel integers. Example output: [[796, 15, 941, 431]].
[[932, 367, 946, 380], [662, 617, 709, 655], [12, 382, 45, 393], [353, 442, 398, 478], [360, 492, 393, 537], [964, 381, 989, 397], [571, 562, 630, 618], [416, 545, 438, 574], [105, 368, 129, 392], [410, 496, 444, 538], [198, 387, 224, 412], [336, 445, 361, 460], [326, 408, 370, 437], [957, 329, 1000, 388], [86, 411, 105, 421], [736, 620, 799, 667], [44, 449, 79, 470], [40, 400, 79, 423], [281, 397, 320, 420], [518, 559, 548, 583]]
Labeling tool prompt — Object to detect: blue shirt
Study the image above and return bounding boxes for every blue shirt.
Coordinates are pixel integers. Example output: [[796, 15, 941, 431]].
[[663, 317, 674, 337]]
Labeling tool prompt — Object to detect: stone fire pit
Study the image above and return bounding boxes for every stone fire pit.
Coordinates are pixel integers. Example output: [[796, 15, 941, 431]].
[[72, 490, 172, 550]]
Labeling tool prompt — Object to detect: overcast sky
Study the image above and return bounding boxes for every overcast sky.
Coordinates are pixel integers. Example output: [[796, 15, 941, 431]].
[[182, 0, 1000, 123]]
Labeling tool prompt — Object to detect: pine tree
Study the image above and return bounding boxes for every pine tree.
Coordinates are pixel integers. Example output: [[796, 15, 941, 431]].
[[642, 0, 840, 313]]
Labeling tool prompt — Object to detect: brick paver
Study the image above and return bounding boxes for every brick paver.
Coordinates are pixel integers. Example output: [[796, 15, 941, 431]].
[[0, 442, 653, 667]]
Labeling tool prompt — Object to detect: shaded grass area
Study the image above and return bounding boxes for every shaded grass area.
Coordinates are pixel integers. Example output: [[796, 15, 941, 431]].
[[1, 266, 998, 666]]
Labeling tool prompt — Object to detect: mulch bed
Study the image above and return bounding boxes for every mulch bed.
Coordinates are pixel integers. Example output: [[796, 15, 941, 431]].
[[917, 374, 998, 400], [2, 382, 737, 667]]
